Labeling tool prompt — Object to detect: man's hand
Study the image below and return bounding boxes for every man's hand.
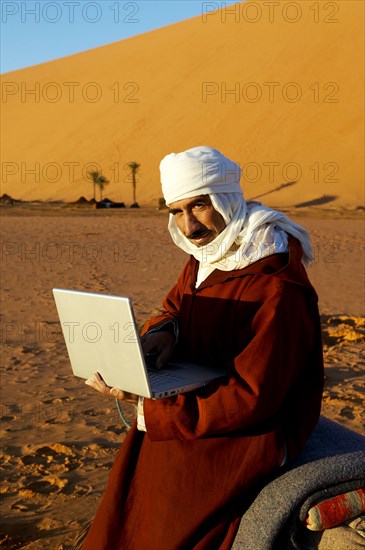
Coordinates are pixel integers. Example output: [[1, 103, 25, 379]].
[[85, 372, 138, 405], [140, 330, 175, 369]]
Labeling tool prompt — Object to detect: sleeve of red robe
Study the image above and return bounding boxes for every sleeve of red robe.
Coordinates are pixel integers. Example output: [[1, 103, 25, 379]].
[[142, 265, 322, 443]]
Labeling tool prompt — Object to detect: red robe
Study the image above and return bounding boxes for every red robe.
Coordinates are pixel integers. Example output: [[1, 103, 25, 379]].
[[83, 238, 324, 550]]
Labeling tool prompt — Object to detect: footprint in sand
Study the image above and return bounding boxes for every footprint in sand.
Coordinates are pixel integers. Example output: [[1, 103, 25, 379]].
[[340, 406, 356, 420], [322, 315, 365, 346], [37, 517, 64, 531], [11, 500, 39, 512], [73, 483, 93, 496], [21, 346, 36, 354], [42, 396, 74, 405], [26, 443, 80, 465], [11, 444, 89, 500], [25, 477, 68, 494]]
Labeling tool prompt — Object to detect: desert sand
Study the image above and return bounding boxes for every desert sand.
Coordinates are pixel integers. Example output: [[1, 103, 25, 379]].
[[0, 203, 364, 548]]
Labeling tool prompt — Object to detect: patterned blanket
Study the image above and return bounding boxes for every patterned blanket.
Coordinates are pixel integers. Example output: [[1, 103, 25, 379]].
[[306, 487, 365, 530]]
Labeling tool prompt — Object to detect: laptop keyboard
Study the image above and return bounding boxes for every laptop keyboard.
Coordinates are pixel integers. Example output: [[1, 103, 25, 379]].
[[147, 367, 188, 388]]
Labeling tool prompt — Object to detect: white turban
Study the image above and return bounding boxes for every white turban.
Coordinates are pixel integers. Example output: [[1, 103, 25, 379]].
[[159, 146, 313, 281], [160, 146, 242, 205]]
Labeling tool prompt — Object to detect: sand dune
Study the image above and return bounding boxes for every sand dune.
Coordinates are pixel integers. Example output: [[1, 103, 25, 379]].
[[1, 1, 364, 207]]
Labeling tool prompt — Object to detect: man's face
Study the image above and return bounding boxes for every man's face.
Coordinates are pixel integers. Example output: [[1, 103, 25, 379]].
[[169, 195, 226, 247]]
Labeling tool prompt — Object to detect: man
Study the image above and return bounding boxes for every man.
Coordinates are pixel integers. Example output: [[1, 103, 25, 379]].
[[83, 146, 324, 549]]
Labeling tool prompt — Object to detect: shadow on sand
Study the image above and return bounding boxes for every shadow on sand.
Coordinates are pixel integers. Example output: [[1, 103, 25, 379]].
[[250, 181, 297, 201], [294, 195, 338, 208]]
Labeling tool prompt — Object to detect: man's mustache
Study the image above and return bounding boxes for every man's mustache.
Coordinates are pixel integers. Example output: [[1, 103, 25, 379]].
[[186, 228, 210, 240]]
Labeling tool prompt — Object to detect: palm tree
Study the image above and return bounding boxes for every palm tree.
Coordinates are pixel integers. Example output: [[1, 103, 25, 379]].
[[127, 162, 140, 207], [88, 171, 109, 202]]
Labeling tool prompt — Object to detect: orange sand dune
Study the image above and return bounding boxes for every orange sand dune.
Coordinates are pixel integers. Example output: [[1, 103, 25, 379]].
[[1, 0, 364, 207]]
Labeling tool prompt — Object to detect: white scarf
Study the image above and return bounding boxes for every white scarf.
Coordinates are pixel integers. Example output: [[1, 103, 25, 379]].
[[161, 146, 242, 204], [168, 193, 313, 275], [160, 147, 313, 283]]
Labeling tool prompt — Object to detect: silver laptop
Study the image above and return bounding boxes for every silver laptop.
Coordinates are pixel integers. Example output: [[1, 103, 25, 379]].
[[52, 288, 226, 399]]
